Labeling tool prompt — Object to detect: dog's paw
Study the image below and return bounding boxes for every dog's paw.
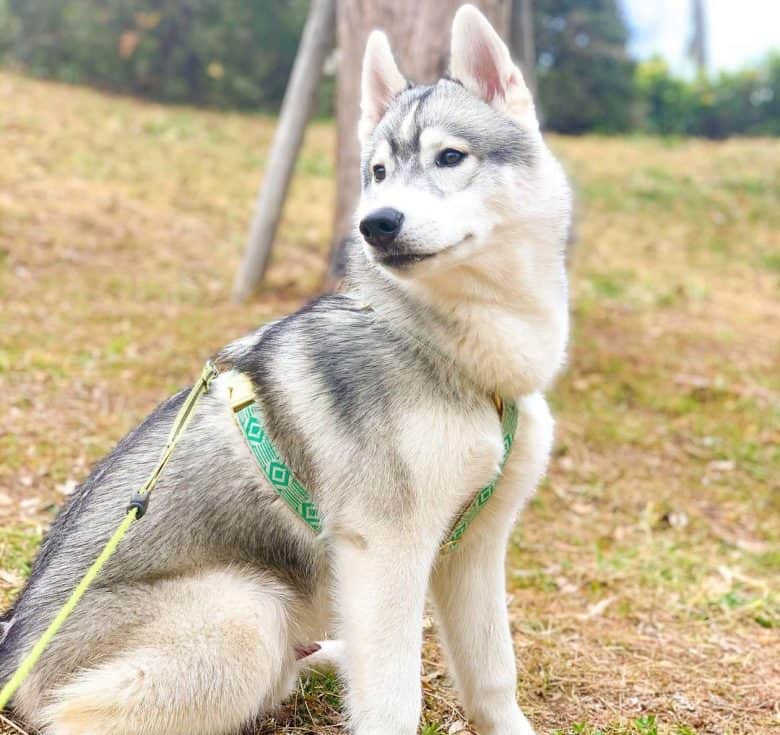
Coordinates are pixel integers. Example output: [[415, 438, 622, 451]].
[[478, 708, 537, 735]]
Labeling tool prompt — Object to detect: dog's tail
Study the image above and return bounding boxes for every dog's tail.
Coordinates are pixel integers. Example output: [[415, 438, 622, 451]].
[[0, 617, 17, 689], [0, 587, 27, 691]]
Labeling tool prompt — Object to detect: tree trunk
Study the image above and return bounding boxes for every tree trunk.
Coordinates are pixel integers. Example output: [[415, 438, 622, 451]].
[[688, 0, 708, 77], [232, 0, 335, 302], [510, 0, 536, 99], [327, 0, 510, 285]]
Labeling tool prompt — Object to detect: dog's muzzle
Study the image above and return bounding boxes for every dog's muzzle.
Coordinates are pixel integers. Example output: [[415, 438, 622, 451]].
[[359, 207, 439, 269]]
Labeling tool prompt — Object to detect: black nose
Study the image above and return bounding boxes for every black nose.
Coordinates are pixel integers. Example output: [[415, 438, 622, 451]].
[[359, 208, 404, 249]]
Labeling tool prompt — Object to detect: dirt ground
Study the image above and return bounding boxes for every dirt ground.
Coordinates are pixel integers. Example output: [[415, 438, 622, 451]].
[[0, 72, 778, 735]]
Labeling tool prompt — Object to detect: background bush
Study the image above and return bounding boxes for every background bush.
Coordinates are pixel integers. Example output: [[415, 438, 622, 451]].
[[0, 0, 776, 136], [636, 54, 780, 138], [1, 0, 308, 109], [534, 0, 637, 133]]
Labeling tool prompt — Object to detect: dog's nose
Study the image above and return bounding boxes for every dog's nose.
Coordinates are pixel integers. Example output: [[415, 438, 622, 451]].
[[359, 208, 404, 249]]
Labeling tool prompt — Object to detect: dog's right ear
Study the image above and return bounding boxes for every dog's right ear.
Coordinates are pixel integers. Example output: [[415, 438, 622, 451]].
[[450, 4, 536, 128], [359, 31, 407, 145]]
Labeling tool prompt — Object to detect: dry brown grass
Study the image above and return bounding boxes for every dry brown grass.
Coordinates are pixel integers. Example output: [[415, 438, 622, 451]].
[[0, 72, 778, 735]]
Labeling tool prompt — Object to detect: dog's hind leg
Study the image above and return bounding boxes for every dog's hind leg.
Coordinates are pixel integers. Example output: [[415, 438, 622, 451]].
[[34, 568, 297, 735], [296, 638, 346, 674]]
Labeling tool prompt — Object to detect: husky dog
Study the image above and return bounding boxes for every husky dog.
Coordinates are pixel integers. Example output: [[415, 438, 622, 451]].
[[0, 6, 570, 734]]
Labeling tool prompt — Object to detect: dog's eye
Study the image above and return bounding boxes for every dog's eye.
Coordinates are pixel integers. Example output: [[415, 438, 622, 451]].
[[436, 148, 467, 167], [373, 164, 386, 182]]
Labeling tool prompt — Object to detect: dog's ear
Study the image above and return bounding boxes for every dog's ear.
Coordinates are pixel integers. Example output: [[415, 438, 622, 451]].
[[359, 30, 407, 145], [450, 4, 536, 126]]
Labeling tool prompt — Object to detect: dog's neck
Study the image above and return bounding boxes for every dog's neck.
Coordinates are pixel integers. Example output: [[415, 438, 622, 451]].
[[348, 226, 569, 400]]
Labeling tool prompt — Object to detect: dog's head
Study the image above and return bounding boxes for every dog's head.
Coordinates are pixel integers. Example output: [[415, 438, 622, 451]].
[[355, 4, 570, 281]]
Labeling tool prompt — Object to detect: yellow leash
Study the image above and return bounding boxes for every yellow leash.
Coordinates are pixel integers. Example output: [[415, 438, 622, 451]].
[[0, 360, 219, 711]]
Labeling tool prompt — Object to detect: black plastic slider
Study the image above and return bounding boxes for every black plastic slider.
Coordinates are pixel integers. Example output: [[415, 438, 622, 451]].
[[127, 493, 150, 519]]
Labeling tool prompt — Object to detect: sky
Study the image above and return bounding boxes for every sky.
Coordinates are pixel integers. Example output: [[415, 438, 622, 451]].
[[622, 0, 780, 75]]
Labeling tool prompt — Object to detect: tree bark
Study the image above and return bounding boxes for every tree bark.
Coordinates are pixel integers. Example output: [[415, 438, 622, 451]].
[[688, 0, 708, 77], [327, 0, 510, 285]]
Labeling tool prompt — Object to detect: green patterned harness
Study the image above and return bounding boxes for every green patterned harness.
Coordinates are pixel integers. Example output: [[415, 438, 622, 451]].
[[0, 359, 518, 709], [227, 372, 518, 553]]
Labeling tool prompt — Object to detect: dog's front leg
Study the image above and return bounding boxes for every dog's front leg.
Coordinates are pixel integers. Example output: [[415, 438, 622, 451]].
[[430, 396, 553, 735], [430, 532, 536, 735], [332, 529, 436, 735]]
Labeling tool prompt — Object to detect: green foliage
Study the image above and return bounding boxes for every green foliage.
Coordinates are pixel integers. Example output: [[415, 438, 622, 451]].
[[0, 0, 776, 138], [636, 54, 780, 137], [551, 724, 604, 735], [534, 0, 637, 133], [526, 0, 777, 137], [2, 0, 308, 109], [551, 717, 691, 735], [0, 0, 18, 55], [632, 716, 658, 735]]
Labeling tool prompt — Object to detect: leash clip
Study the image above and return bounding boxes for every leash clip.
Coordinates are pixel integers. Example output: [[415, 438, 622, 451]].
[[202, 359, 220, 390], [127, 492, 150, 519]]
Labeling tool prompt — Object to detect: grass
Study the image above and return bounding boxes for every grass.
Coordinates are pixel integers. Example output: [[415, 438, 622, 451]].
[[0, 71, 778, 734]]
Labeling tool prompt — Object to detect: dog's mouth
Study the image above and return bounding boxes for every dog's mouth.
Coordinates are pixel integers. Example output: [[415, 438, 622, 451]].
[[376, 235, 474, 270], [378, 251, 437, 269]]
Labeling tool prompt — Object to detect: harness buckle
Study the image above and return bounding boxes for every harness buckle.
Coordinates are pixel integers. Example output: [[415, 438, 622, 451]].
[[226, 372, 256, 412]]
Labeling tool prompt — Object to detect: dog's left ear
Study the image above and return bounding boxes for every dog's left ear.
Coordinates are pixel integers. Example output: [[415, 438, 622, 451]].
[[450, 4, 537, 127], [359, 30, 407, 145]]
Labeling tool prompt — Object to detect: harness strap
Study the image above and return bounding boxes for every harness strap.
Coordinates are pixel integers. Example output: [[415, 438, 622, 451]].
[[228, 374, 321, 532], [440, 397, 518, 552], [227, 372, 517, 553]]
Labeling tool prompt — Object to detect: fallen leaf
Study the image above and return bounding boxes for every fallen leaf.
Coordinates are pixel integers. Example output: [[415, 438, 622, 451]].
[[56, 478, 78, 496], [578, 595, 616, 620], [707, 459, 735, 472]]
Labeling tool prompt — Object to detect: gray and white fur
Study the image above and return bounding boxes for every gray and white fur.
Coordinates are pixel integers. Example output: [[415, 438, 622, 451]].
[[0, 6, 571, 734]]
